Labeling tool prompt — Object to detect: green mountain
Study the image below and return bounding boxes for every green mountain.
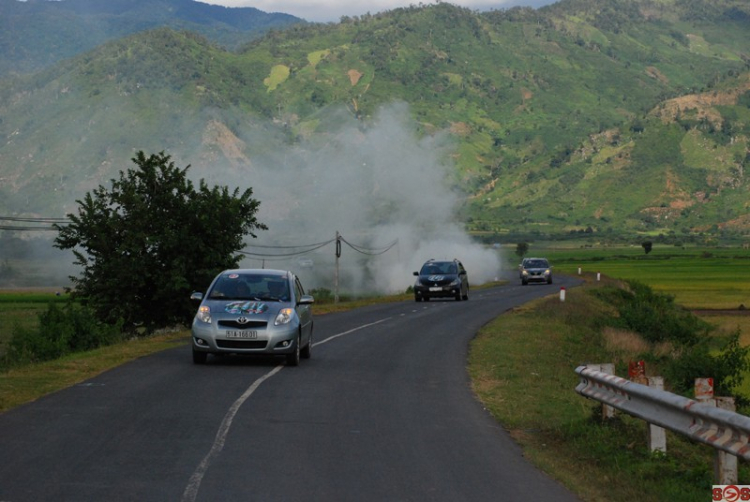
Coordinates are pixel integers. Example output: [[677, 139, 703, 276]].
[[0, 0, 303, 76], [1, 0, 750, 242]]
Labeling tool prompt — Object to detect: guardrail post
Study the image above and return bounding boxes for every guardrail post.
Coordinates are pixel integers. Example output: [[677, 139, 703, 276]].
[[588, 363, 616, 418], [647, 377, 667, 453], [715, 397, 739, 485], [694, 378, 739, 484]]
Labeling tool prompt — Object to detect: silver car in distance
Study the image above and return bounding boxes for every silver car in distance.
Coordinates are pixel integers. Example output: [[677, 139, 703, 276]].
[[190, 269, 314, 366]]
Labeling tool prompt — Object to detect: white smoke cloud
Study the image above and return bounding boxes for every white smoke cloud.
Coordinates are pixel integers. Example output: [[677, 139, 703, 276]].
[[5, 101, 502, 293], [205, 102, 503, 295]]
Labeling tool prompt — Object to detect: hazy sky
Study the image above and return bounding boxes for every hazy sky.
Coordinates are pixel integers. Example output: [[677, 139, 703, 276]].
[[197, 0, 557, 22]]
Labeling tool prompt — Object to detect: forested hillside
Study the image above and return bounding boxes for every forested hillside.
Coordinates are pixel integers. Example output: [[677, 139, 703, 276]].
[[0, 0, 302, 76], [1, 0, 749, 242]]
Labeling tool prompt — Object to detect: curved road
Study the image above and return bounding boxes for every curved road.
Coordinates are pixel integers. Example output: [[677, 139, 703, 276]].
[[0, 276, 582, 501]]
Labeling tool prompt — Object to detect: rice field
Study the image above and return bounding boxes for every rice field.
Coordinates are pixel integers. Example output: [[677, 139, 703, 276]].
[[537, 245, 750, 310]]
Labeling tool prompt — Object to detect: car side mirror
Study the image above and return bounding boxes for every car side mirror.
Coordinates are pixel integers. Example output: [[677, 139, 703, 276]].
[[299, 295, 315, 305], [413, 271, 419, 276], [190, 291, 204, 301]]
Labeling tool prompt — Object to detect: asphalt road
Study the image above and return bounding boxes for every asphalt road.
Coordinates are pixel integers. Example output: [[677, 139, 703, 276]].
[[0, 276, 582, 502]]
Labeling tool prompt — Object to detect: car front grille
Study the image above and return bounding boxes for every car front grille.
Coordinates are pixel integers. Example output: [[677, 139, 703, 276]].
[[216, 340, 268, 349], [218, 320, 267, 329]]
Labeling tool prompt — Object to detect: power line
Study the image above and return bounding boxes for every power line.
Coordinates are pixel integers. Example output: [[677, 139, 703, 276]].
[[239, 235, 399, 258], [0, 225, 59, 231], [340, 236, 399, 256], [0, 215, 68, 232], [238, 238, 336, 258], [0, 216, 68, 223], [243, 239, 334, 249]]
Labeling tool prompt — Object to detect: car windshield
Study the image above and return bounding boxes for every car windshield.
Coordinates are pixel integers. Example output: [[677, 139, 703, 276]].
[[208, 273, 290, 301], [526, 259, 549, 268], [421, 262, 457, 275]]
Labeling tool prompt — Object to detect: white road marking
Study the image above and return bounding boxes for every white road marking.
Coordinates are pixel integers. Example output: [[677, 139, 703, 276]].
[[181, 316, 392, 501], [312, 317, 392, 347], [181, 364, 283, 502]]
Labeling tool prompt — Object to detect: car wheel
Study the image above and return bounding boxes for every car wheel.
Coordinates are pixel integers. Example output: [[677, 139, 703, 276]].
[[521, 280, 528, 286], [424, 296, 430, 302], [286, 333, 301, 366], [415, 295, 421, 302], [548, 277, 553, 284], [455, 290, 462, 301], [301, 328, 312, 359], [192, 347, 207, 365], [462, 288, 469, 301]]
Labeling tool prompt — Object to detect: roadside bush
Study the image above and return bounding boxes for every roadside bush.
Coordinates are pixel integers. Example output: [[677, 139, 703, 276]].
[[662, 331, 750, 401], [591, 280, 750, 404], [309, 288, 334, 303], [6, 301, 123, 364], [308, 288, 352, 304], [616, 281, 710, 345]]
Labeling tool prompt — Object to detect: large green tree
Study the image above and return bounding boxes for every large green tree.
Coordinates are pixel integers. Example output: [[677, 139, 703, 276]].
[[54, 151, 266, 333]]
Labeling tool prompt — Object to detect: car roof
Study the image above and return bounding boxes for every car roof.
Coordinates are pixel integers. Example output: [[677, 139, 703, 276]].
[[523, 258, 549, 264], [221, 268, 290, 279]]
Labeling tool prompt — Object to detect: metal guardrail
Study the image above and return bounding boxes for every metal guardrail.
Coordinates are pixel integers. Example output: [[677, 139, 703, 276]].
[[575, 365, 750, 460]]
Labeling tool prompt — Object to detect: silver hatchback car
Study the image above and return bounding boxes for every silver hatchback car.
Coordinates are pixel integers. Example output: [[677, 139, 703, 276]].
[[190, 269, 314, 365], [519, 257, 553, 285]]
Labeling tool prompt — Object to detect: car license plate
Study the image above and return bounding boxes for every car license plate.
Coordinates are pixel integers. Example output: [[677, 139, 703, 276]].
[[429, 287, 442, 292], [225, 330, 258, 339]]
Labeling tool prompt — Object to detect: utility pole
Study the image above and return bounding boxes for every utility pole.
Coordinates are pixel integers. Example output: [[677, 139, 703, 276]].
[[334, 231, 341, 303]]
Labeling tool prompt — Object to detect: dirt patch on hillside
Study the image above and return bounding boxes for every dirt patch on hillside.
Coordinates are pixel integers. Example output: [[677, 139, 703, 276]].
[[450, 121, 471, 137], [717, 213, 750, 231], [651, 74, 750, 124], [201, 120, 250, 168], [645, 66, 669, 85], [347, 69, 363, 86]]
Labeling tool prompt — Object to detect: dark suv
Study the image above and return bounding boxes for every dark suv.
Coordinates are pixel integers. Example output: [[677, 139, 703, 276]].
[[413, 259, 469, 302]]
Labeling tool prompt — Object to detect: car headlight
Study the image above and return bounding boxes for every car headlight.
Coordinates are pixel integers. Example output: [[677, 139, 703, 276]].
[[522, 270, 529, 276], [544, 269, 551, 275], [196, 306, 211, 324], [449, 279, 459, 286], [275, 308, 294, 325]]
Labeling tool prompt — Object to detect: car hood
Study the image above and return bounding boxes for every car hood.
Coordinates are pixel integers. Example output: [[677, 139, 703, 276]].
[[201, 299, 287, 320], [418, 273, 459, 284], [523, 267, 549, 272]]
